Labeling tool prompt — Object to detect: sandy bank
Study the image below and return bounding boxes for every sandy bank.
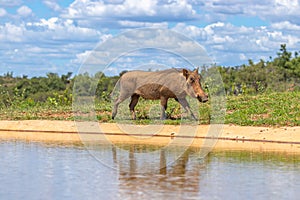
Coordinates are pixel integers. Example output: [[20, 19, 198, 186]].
[[0, 120, 299, 153]]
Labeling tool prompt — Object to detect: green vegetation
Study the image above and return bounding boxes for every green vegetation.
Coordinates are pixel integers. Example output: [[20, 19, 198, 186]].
[[226, 92, 299, 126], [1, 91, 298, 126], [0, 44, 299, 126], [214, 44, 300, 94]]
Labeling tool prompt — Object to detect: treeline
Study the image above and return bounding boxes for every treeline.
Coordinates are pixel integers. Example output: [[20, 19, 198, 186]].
[[0, 44, 299, 108], [217, 44, 300, 95], [0, 71, 120, 108], [0, 72, 73, 107]]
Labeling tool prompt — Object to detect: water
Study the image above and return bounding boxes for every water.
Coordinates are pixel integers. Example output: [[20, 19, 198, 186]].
[[0, 141, 299, 200]]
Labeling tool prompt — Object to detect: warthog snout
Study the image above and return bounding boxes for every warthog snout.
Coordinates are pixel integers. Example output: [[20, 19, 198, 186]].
[[197, 94, 208, 103]]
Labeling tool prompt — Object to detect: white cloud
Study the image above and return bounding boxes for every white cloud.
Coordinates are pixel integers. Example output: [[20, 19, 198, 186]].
[[263, 1, 300, 24], [118, 20, 168, 29], [0, 0, 22, 6], [197, 0, 300, 25], [73, 28, 211, 76], [271, 21, 300, 31], [26, 17, 104, 42], [43, 0, 61, 11], [0, 8, 7, 17], [173, 21, 300, 65], [61, 0, 198, 28], [0, 23, 25, 42], [239, 53, 247, 61], [203, 22, 225, 35], [0, 18, 111, 76], [1, 0, 300, 76], [17, 5, 32, 17]]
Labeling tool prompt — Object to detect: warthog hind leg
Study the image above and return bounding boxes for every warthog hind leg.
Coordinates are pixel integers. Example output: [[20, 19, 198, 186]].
[[160, 96, 168, 120], [129, 94, 140, 120]]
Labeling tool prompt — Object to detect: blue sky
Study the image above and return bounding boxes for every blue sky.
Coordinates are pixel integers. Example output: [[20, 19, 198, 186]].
[[0, 0, 300, 77]]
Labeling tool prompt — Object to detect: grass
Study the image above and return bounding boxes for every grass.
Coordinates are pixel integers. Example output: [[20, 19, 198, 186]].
[[226, 92, 300, 126], [0, 104, 74, 121], [0, 92, 299, 126]]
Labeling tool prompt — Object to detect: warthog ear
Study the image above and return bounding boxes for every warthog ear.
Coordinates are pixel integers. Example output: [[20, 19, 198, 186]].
[[182, 69, 189, 79], [194, 67, 199, 73]]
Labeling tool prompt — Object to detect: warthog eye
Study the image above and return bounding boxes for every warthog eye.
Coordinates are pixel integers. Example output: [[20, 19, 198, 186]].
[[189, 78, 195, 83]]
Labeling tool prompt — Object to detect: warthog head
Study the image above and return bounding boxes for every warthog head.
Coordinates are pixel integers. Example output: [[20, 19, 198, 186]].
[[183, 68, 208, 103]]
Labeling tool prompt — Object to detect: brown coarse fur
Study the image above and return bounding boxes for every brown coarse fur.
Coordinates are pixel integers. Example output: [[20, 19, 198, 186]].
[[112, 68, 208, 120]]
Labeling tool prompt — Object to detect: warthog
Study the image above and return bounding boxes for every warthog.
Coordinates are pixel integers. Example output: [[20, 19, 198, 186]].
[[112, 68, 208, 120]]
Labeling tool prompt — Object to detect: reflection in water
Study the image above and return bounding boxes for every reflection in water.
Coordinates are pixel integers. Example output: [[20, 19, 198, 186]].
[[0, 141, 300, 200], [115, 147, 205, 199]]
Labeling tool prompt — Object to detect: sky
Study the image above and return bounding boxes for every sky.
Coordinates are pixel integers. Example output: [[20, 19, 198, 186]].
[[0, 0, 300, 77]]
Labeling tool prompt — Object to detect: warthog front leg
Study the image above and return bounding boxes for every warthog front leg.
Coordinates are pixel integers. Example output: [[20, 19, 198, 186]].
[[112, 94, 128, 120], [129, 94, 140, 120], [176, 98, 197, 120], [112, 98, 122, 120]]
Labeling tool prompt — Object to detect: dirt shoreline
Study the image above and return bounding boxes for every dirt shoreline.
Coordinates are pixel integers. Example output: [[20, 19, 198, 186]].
[[0, 120, 300, 153]]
